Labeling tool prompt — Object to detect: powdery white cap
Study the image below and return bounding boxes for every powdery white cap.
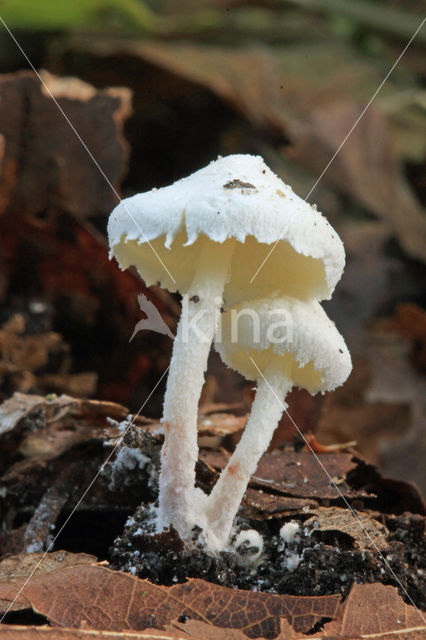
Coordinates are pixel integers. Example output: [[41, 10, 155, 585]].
[[108, 154, 345, 304], [216, 295, 352, 393]]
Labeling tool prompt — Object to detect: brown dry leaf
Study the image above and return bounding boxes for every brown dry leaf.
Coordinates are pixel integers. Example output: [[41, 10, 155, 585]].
[[0, 564, 342, 637], [0, 552, 97, 615], [198, 452, 320, 518], [1, 580, 424, 639], [304, 507, 389, 551], [0, 624, 256, 640], [0, 551, 97, 583], [323, 582, 426, 638], [241, 488, 318, 520], [252, 452, 369, 500], [197, 411, 247, 438], [1, 392, 245, 461], [0, 393, 47, 437], [0, 393, 125, 461], [0, 70, 130, 218], [0, 628, 221, 640]]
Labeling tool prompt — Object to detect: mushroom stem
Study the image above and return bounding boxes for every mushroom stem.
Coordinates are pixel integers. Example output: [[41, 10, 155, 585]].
[[204, 364, 293, 549], [158, 240, 234, 540]]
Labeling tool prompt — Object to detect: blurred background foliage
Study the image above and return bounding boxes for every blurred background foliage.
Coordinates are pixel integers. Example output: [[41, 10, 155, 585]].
[[0, 0, 425, 492]]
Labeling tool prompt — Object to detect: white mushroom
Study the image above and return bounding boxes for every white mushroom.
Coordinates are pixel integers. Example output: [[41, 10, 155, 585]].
[[204, 295, 352, 549], [108, 154, 345, 543]]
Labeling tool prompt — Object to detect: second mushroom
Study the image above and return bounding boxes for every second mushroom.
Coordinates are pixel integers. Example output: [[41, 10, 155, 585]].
[[203, 295, 352, 550]]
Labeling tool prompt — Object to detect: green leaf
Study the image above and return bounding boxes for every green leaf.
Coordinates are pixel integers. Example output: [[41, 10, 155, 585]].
[[0, 0, 157, 33]]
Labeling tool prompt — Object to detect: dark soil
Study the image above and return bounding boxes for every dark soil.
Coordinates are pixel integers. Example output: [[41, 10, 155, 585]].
[[110, 438, 425, 611]]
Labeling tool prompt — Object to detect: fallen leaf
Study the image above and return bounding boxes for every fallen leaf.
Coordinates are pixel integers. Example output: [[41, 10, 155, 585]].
[[241, 488, 318, 520], [0, 552, 97, 616], [0, 564, 342, 637], [323, 582, 425, 637], [0, 393, 46, 437], [0, 628, 235, 640], [304, 506, 390, 551], [197, 412, 247, 438], [252, 452, 369, 500], [0, 393, 120, 462], [0, 550, 97, 583]]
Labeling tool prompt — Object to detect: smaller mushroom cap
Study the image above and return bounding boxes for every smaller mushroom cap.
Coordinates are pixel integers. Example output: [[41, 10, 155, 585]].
[[216, 295, 352, 393]]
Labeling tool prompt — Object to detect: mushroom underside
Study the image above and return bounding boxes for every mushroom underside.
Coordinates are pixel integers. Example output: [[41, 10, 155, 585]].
[[112, 232, 329, 305], [218, 349, 325, 393]]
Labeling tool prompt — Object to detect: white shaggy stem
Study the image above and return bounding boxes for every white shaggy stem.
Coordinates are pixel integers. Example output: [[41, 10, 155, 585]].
[[157, 240, 234, 540], [204, 365, 293, 549]]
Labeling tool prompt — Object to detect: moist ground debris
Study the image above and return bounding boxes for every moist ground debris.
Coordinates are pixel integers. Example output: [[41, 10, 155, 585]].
[[110, 442, 425, 610]]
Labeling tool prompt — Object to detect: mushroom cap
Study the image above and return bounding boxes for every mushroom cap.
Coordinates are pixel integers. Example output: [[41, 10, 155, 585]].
[[215, 295, 352, 393], [108, 154, 345, 304]]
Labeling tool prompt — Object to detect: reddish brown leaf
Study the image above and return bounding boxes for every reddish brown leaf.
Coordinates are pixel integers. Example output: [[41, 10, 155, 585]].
[[241, 488, 318, 520], [0, 623, 257, 640], [0, 552, 97, 616], [0, 69, 178, 409], [0, 627, 220, 640], [0, 564, 342, 637], [0, 551, 97, 584], [252, 452, 369, 500]]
